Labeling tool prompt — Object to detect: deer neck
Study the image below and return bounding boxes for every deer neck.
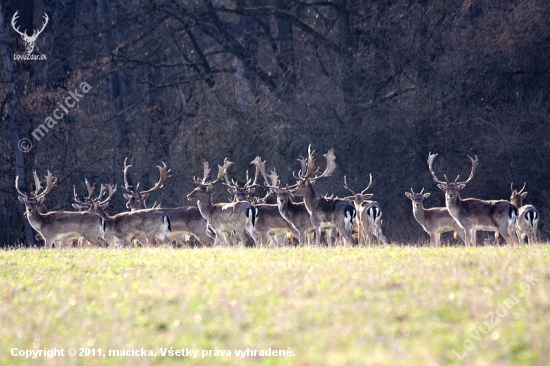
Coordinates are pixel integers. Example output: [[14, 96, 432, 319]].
[[196, 193, 213, 219], [445, 193, 462, 218], [510, 196, 522, 208], [301, 184, 319, 210], [412, 204, 426, 223], [26, 207, 44, 231]]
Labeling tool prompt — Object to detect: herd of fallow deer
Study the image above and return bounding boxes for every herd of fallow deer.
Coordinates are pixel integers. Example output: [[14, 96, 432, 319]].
[[15, 148, 538, 248]]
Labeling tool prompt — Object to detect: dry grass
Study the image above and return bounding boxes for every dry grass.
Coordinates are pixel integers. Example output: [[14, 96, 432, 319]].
[[1, 245, 549, 365]]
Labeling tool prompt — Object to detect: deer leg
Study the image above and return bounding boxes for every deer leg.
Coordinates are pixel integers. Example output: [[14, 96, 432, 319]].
[[314, 227, 322, 246]]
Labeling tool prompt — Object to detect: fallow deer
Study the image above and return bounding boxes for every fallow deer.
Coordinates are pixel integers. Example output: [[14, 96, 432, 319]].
[[16, 172, 105, 248], [510, 183, 539, 244], [187, 159, 257, 246], [289, 146, 356, 246], [343, 175, 386, 245], [427, 153, 518, 246], [90, 183, 172, 248], [121, 159, 213, 246], [405, 188, 465, 247]]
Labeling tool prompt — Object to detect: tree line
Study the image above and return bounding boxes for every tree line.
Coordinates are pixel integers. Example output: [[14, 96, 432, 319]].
[[1, 0, 549, 246]]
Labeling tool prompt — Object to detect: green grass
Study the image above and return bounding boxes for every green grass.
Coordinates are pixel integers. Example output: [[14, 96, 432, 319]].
[[1, 245, 549, 365]]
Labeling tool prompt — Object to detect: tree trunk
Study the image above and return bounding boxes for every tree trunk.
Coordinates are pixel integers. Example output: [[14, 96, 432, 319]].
[[97, 0, 128, 158], [0, 2, 36, 246]]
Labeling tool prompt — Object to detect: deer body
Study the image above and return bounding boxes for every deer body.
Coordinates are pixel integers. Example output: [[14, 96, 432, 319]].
[[343, 175, 385, 245], [252, 204, 300, 246], [120, 159, 212, 246], [191, 191, 256, 246], [360, 201, 386, 245], [428, 153, 518, 246], [275, 191, 315, 246], [510, 183, 539, 244], [98, 208, 171, 247], [16, 172, 105, 248], [405, 190, 464, 247], [26, 209, 105, 248], [187, 159, 257, 247], [157, 207, 213, 246], [294, 182, 355, 246]]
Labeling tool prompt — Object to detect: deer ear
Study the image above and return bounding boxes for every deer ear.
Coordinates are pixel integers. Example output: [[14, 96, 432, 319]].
[[123, 193, 132, 199], [521, 192, 528, 199], [437, 184, 447, 192], [227, 188, 236, 195], [100, 202, 109, 210], [423, 193, 431, 199], [72, 203, 81, 210], [141, 193, 150, 200], [456, 184, 466, 191], [405, 192, 413, 199], [249, 188, 255, 194], [363, 194, 374, 200], [18, 196, 27, 204], [36, 196, 46, 203]]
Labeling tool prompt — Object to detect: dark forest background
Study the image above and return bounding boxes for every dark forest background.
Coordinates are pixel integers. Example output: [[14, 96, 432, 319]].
[[1, 0, 549, 246]]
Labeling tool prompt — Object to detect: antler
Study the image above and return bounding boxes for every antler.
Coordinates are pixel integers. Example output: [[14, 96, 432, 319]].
[[31, 13, 49, 40], [212, 159, 234, 184], [511, 182, 526, 194], [135, 162, 171, 195], [123, 157, 133, 192], [293, 155, 308, 180], [343, 176, 356, 195], [11, 11, 26, 38], [427, 153, 447, 185], [96, 184, 117, 206], [200, 162, 211, 185], [15, 176, 27, 199], [456, 155, 478, 185], [312, 149, 336, 180], [360, 174, 373, 194], [250, 156, 267, 188], [35, 171, 57, 199], [33, 171, 42, 196]]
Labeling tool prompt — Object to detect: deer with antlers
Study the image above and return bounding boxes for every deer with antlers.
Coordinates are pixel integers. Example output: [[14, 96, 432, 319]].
[[288, 146, 356, 246], [262, 167, 315, 246], [122, 158, 171, 211], [223, 157, 301, 247], [11, 11, 49, 55], [427, 153, 518, 246], [73, 177, 172, 247], [16, 172, 106, 248], [405, 188, 465, 247], [187, 159, 257, 246], [121, 159, 213, 247], [97, 186, 172, 248], [510, 183, 539, 244], [343, 175, 386, 245]]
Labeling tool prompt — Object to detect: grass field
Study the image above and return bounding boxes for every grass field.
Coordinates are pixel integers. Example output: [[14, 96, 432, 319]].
[[1, 245, 549, 365]]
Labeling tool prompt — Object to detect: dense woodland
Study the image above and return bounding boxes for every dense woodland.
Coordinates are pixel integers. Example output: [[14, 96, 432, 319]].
[[1, 0, 549, 246]]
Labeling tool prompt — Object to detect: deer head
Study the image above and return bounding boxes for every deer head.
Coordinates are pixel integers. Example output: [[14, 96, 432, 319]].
[[343, 175, 374, 207], [11, 11, 49, 55], [510, 182, 527, 207], [122, 158, 171, 210], [187, 159, 233, 201], [427, 153, 478, 203], [73, 179, 117, 212], [290, 145, 336, 196], [16, 171, 57, 212], [405, 188, 431, 208]]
